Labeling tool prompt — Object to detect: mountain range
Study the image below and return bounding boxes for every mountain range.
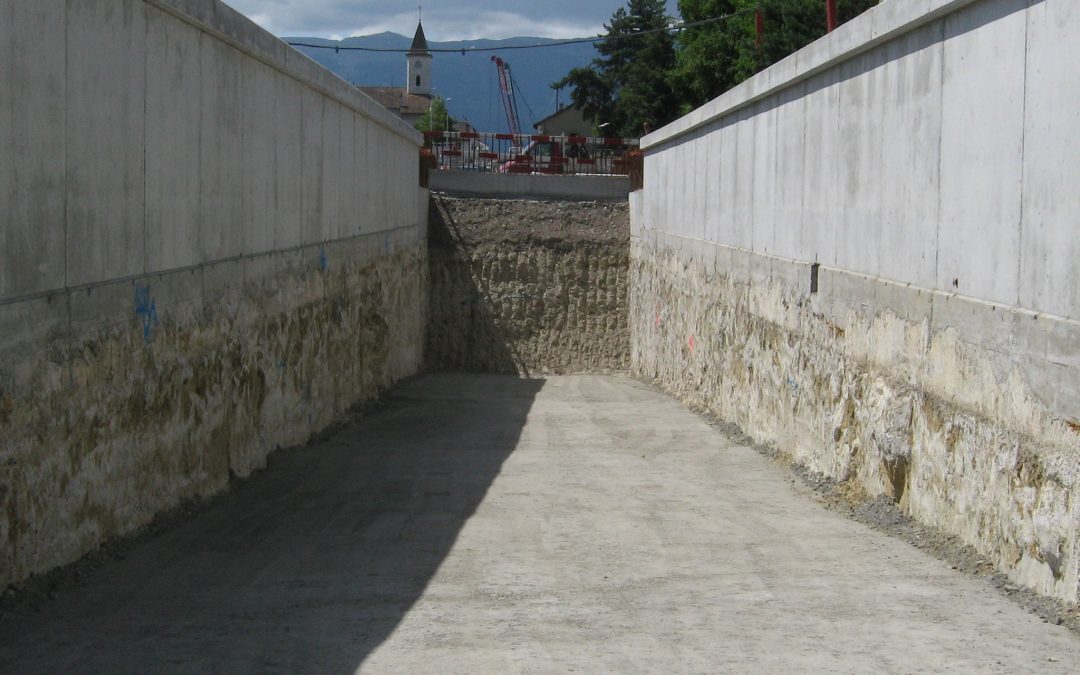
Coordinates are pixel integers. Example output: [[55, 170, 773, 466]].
[[284, 33, 599, 134]]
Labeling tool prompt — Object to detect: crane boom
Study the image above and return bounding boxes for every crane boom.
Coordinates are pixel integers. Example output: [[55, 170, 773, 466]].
[[491, 56, 521, 137]]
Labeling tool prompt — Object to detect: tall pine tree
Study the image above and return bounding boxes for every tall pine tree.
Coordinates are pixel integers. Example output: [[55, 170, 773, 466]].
[[553, 0, 679, 137], [674, 0, 880, 112], [671, 1, 748, 112]]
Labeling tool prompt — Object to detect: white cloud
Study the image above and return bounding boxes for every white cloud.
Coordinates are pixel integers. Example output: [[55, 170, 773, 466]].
[[340, 10, 602, 40], [223, 0, 672, 40]]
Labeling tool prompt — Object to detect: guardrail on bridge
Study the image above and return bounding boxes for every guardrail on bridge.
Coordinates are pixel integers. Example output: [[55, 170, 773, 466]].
[[423, 131, 640, 176]]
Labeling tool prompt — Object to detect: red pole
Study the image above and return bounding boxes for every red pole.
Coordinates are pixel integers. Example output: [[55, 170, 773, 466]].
[[755, 9, 764, 48], [826, 0, 837, 32]]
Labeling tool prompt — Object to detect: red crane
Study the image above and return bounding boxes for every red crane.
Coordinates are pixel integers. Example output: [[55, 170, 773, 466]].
[[491, 56, 522, 137]]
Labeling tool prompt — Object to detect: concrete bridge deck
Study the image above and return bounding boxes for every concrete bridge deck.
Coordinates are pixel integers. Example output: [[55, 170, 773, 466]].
[[2, 374, 1078, 673]]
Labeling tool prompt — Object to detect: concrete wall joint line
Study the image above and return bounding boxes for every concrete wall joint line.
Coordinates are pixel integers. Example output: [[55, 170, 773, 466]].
[[196, 27, 205, 277], [63, 1, 72, 390], [930, 18, 947, 335], [1015, 1, 1031, 308], [299, 84, 304, 243], [142, 10, 150, 277]]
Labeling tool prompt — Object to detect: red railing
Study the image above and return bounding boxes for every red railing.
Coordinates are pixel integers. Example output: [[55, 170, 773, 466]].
[[422, 131, 640, 176]]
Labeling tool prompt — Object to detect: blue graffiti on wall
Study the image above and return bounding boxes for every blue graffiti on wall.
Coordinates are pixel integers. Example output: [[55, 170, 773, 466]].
[[319, 248, 329, 271], [134, 284, 159, 343]]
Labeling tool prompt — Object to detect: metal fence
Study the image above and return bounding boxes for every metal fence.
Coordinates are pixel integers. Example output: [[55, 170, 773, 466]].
[[423, 131, 640, 176]]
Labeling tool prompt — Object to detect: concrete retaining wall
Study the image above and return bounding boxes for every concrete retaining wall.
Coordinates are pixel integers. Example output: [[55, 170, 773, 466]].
[[633, 0, 1080, 601], [0, 0, 427, 587]]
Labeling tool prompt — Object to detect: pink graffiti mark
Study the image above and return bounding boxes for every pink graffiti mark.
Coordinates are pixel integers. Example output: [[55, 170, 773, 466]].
[[688, 334, 695, 353], [655, 313, 661, 328]]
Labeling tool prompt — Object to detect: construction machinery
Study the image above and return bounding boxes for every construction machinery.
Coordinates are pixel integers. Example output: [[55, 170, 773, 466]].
[[490, 56, 523, 137]]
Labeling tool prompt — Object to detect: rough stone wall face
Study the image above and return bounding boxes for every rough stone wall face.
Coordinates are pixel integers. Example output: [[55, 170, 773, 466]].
[[426, 196, 629, 375], [631, 234, 1080, 602], [0, 236, 427, 587]]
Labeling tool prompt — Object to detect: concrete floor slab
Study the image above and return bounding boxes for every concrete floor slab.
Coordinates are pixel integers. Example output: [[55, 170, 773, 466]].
[[2, 374, 1077, 672]]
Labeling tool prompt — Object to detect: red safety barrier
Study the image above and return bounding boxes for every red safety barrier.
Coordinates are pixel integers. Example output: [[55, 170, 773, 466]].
[[419, 147, 436, 187], [424, 130, 639, 176], [626, 149, 644, 192]]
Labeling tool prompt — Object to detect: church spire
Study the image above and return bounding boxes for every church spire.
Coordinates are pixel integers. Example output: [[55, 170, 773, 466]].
[[406, 18, 433, 96], [409, 20, 430, 55]]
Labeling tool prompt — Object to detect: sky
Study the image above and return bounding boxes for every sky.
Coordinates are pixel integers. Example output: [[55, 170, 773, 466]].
[[224, 0, 682, 41]]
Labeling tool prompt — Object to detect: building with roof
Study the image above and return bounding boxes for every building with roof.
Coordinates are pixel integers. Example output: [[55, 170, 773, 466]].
[[533, 105, 593, 138], [359, 21, 434, 126]]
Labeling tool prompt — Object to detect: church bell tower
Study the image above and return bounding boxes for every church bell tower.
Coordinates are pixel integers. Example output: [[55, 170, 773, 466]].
[[406, 20, 432, 97]]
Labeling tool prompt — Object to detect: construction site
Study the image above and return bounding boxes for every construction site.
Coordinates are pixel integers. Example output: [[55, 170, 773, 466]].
[[2, 0, 1080, 671]]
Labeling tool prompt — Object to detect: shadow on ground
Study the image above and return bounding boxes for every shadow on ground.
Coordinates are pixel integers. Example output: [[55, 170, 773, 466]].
[[0, 374, 544, 673], [426, 197, 532, 375]]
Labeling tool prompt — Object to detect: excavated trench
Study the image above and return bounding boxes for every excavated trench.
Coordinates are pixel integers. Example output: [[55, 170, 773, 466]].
[[6, 194, 1077, 641]]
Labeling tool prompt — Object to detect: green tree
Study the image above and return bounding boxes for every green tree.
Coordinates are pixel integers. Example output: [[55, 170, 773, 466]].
[[671, 1, 747, 112], [674, 0, 880, 112], [415, 96, 454, 132], [553, 0, 679, 137]]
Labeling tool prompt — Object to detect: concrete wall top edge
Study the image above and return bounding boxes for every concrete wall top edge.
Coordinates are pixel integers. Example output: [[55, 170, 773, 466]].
[[149, 0, 422, 146], [428, 172, 630, 202], [641, 0, 981, 151]]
